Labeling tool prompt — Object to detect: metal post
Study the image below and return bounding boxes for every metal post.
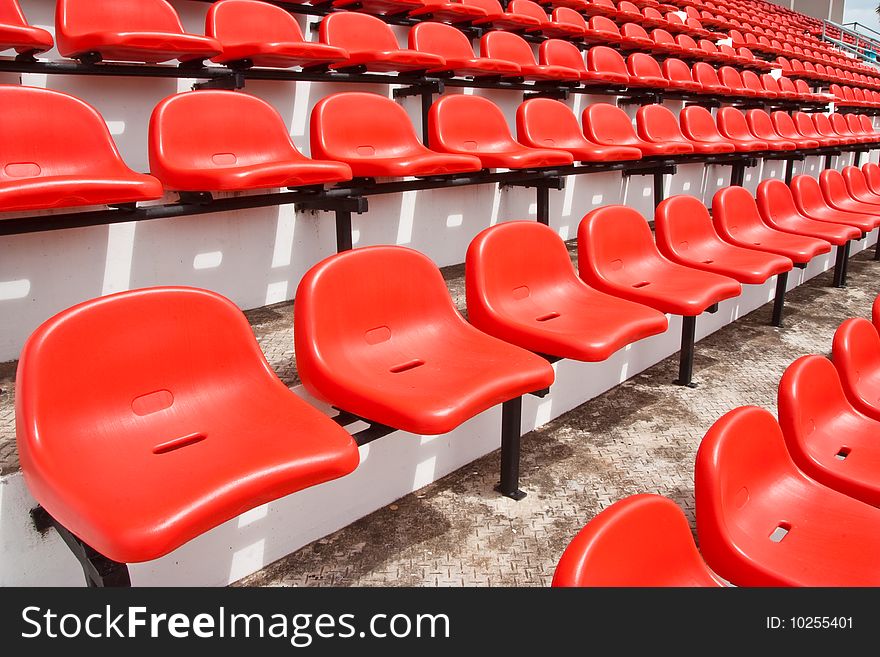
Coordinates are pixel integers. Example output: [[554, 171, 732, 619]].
[[784, 158, 795, 186], [421, 87, 433, 146], [874, 233, 880, 261], [856, 150, 864, 166], [731, 162, 746, 187], [771, 271, 788, 327], [653, 170, 665, 209], [496, 396, 526, 501], [675, 315, 697, 387], [536, 183, 550, 225], [833, 241, 850, 287], [335, 210, 353, 252], [824, 153, 834, 169]]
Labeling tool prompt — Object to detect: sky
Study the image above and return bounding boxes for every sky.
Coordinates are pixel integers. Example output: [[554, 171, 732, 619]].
[[843, 0, 880, 30]]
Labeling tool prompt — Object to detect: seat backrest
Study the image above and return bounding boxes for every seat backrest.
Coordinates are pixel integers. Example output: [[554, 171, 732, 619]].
[[428, 94, 518, 153], [812, 112, 837, 137], [699, 39, 720, 55], [792, 111, 821, 137], [540, 38, 585, 71], [627, 52, 663, 79], [294, 246, 465, 400], [310, 92, 425, 162], [582, 102, 639, 145], [577, 205, 664, 287], [676, 33, 698, 50], [553, 6, 586, 29], [481, 30, 537, 66], [0, 85, 133, 183], [793, 79, 813, 96], [206, 0, 304, 45], [622, 22, 650, 40], [775, 56, 791, 72], [636, 104, 687, 144], [516, 98, 590, 149], [680, 105, 725, 141], [756, 178, 805, 226], [320, 12, 398, 53], [665, 12, 684, 26], [832, 318, 880, 418], [509, 0, 549, 23], [842, 164, 873, 197], [863, 115, 879, 134], [409, 21, 475, 59], [777, 77, 799, 95], [716, 107, 754, 140], [552, 494, 722, 587], [712, 185, 765, 233], [740, 69, 765, 94], [829, 83, 845, 100], [149, 90, 304, 180], [617, 0, 640, 15], [651, 27, 677, 48], [56, 0, 186, 35], [655, 194, 728, 256], [0, 0, 30, 26], [718, 65, 745, 90], [760, 73, 781, 94], [587, 45, 628, 75], [719, 44, 738, 59], [819, 168, 852, 203], [864, 162, 880, 194], [643, 7, 664, 22], [461, 0, 505, 13], [693, 61, 723, 87], [829, 113, 854, 136], [662, 57, 695, 84], [789, 174, 829, 215], [589, 15, 620, 34], [746, 109, 780, 140]]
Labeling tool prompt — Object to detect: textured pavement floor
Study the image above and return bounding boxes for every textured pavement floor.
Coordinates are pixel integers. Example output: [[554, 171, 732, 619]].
[[1, 249, 877, 586]]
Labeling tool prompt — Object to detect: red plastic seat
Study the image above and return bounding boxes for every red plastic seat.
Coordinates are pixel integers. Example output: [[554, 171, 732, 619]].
[[206, 0, 348, 68], [16, 287, 360, 564], [409, 22, 521, 78], [619, 22, 655, 50], [769, 111, 820, 150], [740, 69, 774, 97], [819, 168, 880, 218], [695, 405, 880, 586], [864, 162, 880, 196], [842, 165, 880, 206], [509, 0, 584, 37], [626, 52, 669, 89], [813, 112, 858, 145], [583, 103, 692, 157], [761, 73, 797, 100], [582, 15, 624, 45], [540, 40, 628, 85], [581, 0, 621, 18], [718, 66, 758, 97], [0, 85, 163, 213], [713, 186, 831, 264], [830, 113, 873, 144], [674, 33, 703, 56], [552, 6, 588, 34], [833, 317, 880, 423], [756, 179, 860, 246], [429, 95, 573, 169], [294, 246, 556, 435], [698, 39, 729, 63], [716, 107, 770, 151], [585, 45, 632, 84], [0, 0, 53, 55], [779, 355, 880, 509], [650, 27, 685, 56], [692, 62, 730, 95], [639, 104, 725, 155], [310, 92, 482, 178], [846, 114, 880, 144], [481, 31, 579, 81], [745, 109, 798, 151], [462, 0, 542, 30], [516, 98, 642, 162], [326, 0, 422, 16], [407, 0, 489, 23], [552, 494, 725, 587], [655, 195, 792, 284], [55, 0, 222, 63], [792, 111, 840, 147], [790, 174, 879, 234], [858, 115, 880, 140], [149, 91, 352, 192], [577, 205, 741, 317], [662, 58, 703, 92], [678, 105, 738, 152], [320, 12, 444, 72], [466, 221, 667, 360]]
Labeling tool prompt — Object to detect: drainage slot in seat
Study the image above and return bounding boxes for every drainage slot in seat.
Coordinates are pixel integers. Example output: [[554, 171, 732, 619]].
[[536, 312, 561, 322], [702, 259, 714, 264], [769, 522, 791, 543], [632, 281, 651, 288], [390, 359, 425, 374], [835, 446, 852, 460], [153, 432, 206, 455]]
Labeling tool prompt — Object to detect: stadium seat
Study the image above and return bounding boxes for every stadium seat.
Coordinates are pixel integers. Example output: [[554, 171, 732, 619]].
[[756, 179, 861, 246], [692, 62, 730, 95], [429, 95, 573, 169], [679, 106, 737, 152], [769, 111, 820, 150], [466, 221, 667, 361], [294, 246, 556, 435], [481, 31, 579, 81], [585, 45, 633, 83], [578, 205, 741, 385], [830, 113, 873, 144], [662, 58, 704, 92], [408, 0, 489, 23], [674, 33, 703, 56], [842, 165, 880, 206], [650, 28, 686, 56], [583, 103, 693, 156], [326, 0, 422, 16], [790, 174, 879, 234], [716, 107, 771, 151], [792, 111, 841, 147], [695, 405, 880, 586], [619, 23, 656, 50], [655, 195, 792, 284], [863, 162, 880, 196], [581, 0, 621, 18], [16, 287, 361, 566], [761, 74, 797, 100], [819, 169, 880, 217], [582, 15, 625, 45], [206, 0, 348, 68], [638, 104, 721, 154], [149, 91, 353, 192], [778, 355, 880, 509], [718, 66, 759, 97], [712, 186, 831, 264], [0, 0, 53, 55], [551, 7, 588, 35], [745, 110, 798, 151], [813, 113, 858, 145], [626, 52, 669, 89], [541, 40, 628, 85], [858, 115, 880, 141], [552, 494, 725, 587], [509, 0, 584, 37], [410, 22, 521, 78], [320, 12, 444, 72], [846, 115, 880, 144], [462, 0, 542, 30], [833, 317, 880, 423], [0, 85, 164, 212], [310, 92, 482, 177], [516, 98, 642, 162], [55, 0, 222, 63], [740, 69, 774, 98]]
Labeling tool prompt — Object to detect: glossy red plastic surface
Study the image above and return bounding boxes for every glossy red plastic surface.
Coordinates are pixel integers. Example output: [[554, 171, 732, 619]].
[[410, 22, 521, 77], [516, 98, 642, 162], [510, 0, 584, 37], [329, 0, 422, 15], [842, 165, 880, 206], [481, 31, 578, 80], [864, 162, 880, 196], [55, 0, 222, 63], [310, 92, 481, 177], [552, 494, 725, 587], [830, 113, 871, 143], [790, 174, 879, 233], [583, 103, 692, 156], [819, 168, 880, 217], [813, 112, 858, 145], [626, 52, 669, 89], [577, 205, 741, 316], [695, 405, 880, 587], [466, 221, 667, 361], [792, 111, 840, 147], [294, 246, 556, 434], [0, 0, 53, 54], [712, 186, 830, 263], [716, 106, 770, 151], [16, 287, 360, 564], [779, 355, 880, 508], [0, 85, 163, 212], [770, 111, 820, 149], [637, 104, 727, 154], [585, 45, 632, 83], [149, 90, 352, 192], [540, 40, 626, 85], [662, 58, 704, 92], [692, 62, 728, 94], [756, 179, 860, 246], [655, 195, 792, 284], [619, 22, 655, 49], [463, 0, 542, 29], [718, 65, 757, 97], [320, 12, 444, 72], [206, 0, 348, 67], [429, 95, 573, 169], [407, 0, 489, 22], [833, 318, 880, 423], [745, 109, 797, 150], [679, 106, 737, 151]]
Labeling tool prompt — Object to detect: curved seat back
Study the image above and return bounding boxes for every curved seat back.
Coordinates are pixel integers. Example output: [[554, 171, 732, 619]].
[[429, 94, 520, 153], [740, 69, 765, 95], [756, 178, 807, 225], [790, 173, 837, 216], [770, 111, 803, 140], [627, 52, 664, 79], [842, 165, 878, 200], [792, 111, 823, 139], [832, 318, 880, 419], [718, 65, 746, 93], [680, 105, 726, 142], [207, 0, 304, 45], [516, 97, 588, 149], [663, 57, 697, 85], [481, 30, 537, 66], [716, 107, 756, 141], [582, 102, 640, 146], [636, 104, 689, 144], [693, 61, 723, 88], [540, 38, 585, 71], [863, 162, 880, 195], [819, 168, 858, 206], [746, 109, 783, 141], [655, 195, 728, 258], [587, 45, 628, 76], [553, 7, 586, 29], [409, 21, 476, 59], [320, 12, 399, 54], [712, 185, 765, 235]]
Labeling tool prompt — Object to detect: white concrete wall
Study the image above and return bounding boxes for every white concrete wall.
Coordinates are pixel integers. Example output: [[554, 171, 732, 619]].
[[1, 0, 878, 586]]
